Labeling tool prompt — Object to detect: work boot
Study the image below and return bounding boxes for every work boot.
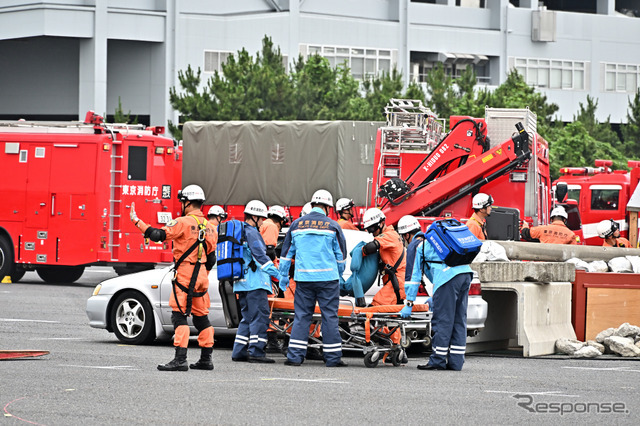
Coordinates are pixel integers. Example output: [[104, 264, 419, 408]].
[[265, 332, 284, 354], [189, 347, 214, 370], [157, 347, 188, 371]]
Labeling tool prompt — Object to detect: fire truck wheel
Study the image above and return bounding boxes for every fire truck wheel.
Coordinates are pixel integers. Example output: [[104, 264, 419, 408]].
[[0, 236, 15, 279], [110, 291, 155, 345], [36, 266, 85, 283]]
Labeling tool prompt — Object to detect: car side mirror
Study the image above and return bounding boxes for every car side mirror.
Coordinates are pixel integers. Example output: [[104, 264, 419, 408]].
[[555, 182, 568, 203]]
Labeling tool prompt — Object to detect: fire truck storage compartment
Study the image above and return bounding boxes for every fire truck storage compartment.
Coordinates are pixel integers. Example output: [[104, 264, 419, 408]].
[[485, 207, 520, 241]]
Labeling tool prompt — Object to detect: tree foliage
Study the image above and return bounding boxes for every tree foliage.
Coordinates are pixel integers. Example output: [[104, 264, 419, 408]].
[[621, 89, 640, 159], [168, 37, 636, 179]]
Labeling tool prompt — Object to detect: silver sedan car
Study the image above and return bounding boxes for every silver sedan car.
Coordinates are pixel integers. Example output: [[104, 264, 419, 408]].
[[86, 229, 487, 345]]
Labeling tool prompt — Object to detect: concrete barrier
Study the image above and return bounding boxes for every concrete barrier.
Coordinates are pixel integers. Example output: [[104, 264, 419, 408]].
[[467, 262, 576, 356]]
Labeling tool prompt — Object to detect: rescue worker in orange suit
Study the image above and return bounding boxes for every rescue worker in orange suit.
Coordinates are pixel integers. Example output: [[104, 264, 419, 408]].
[[467, 193, 492, 240], [260, 205, 289, 354], [361, 208, 406, 306], [130, 184, 218, 371], [521, 206, 578, 245], [231, 200, 282, 363], [207, 205, 227, 228], [260, 205, 288, 261], [597, 219, 631, 248], [335, 198, 359, 230]]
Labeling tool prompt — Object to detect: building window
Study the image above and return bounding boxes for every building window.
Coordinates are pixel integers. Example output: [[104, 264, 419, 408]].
[[604, 63, 639, 93], [512, 57, 587, 90], [301, 44, 397, 79], [409, 53, 491, 85], [204, 51, 232, 73]]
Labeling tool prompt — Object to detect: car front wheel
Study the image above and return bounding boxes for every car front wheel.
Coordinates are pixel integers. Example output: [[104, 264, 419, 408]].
[[110, 291, 155, 345]]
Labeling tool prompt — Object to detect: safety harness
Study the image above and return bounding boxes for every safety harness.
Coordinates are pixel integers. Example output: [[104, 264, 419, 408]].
[[380, 249, 405, 304], [172, 215, 208, 316]]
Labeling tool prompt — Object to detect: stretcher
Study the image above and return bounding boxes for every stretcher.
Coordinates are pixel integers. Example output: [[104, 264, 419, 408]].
[[268, 298, 432, 368]]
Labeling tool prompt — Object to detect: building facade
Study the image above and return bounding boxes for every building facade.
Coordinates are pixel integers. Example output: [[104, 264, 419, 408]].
[[1, 0, 639, 128]]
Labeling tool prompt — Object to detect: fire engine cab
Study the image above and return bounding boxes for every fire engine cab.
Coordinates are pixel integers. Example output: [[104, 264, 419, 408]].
[[554, 159, 640, 246], [0, 112, 181, 283]]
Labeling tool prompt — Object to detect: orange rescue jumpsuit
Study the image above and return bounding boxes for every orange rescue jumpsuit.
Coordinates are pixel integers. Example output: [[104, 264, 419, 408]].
[[137, 210, 218, 348], [526, 221, 578, 244], [338, 218, 359, 231], [369, 226, 406, 306], [603, 237, 631, 248], [466, 213, 487, 240], [260, 218, 280, 247]]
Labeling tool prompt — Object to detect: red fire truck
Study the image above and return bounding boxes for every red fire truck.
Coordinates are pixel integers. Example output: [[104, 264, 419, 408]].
[[0, 112, 181, 283], [370, 100, 572, 241], [554, 159, 640, 246]]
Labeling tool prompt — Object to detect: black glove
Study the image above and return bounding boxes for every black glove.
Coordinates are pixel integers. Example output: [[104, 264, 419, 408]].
[[356, 297, 366, 308], [266, 245, 276, 261]]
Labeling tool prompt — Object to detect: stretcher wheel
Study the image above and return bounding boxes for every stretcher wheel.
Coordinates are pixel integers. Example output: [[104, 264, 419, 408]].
[[400, 337, 412, 349], [390, 350, 403, 367], [363, 351, 380, 368], [422, 335, 432, 348]]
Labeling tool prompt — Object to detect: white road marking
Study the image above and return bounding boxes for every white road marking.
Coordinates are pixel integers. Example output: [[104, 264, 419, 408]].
[[30, 337, 84, 341], [486, 390, 580, 397], [563, 366, 640, 373], [262, 377, 349, 384], [60, 364, 139, 371], [0, 318, 60, 323]]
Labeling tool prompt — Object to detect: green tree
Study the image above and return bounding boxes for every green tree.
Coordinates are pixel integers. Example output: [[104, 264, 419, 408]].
[[168, 65, 215, 138], [481, 70, 559, 135], [424, 63, 455, 119], [549, 121, 628, 180], [113, 96, 137, 124], [621, 89, 640, 159], [573, 95, 619, 145], [359, 69, 428, 121]]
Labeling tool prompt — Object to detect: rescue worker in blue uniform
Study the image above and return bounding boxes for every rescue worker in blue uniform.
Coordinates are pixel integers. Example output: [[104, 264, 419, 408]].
[[397, 215, 425, 283], [278, 189, 348, 367], [231, 200, 281, 364], [400, 235, 473, 371]]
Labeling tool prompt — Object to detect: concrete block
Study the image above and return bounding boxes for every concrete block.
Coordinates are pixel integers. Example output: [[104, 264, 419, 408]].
[[472, 261, 575, 283], [467, 281, 576, 357]]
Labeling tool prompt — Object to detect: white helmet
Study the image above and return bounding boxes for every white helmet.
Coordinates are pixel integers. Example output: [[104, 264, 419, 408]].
[[244, 200, 268, 218], [268, 205, 287, 220], [472, 193, 493, 210], [597, 219, 618, 238], [177, 184, 206, 202], [311, 189, 333, 207], [336, 198, 354, 212], [300, 202, 312, 217], [207, 205, 227, 219], [397, 215, 420, 235], [363, 208, 385, 229], [550, 206, 568, 220]]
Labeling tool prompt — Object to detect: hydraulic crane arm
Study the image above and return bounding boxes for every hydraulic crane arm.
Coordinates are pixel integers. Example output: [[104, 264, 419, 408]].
[[381, 122, 530, 225], [376, 117, 489, 208]]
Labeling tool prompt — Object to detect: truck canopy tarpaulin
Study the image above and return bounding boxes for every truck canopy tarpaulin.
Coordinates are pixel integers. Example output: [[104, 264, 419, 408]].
[[182, 121, 383, 206]]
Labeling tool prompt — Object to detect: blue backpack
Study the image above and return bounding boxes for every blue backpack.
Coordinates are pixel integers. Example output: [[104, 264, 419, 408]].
[[425, 219, 482, 267], [216, 220, 246, 281]]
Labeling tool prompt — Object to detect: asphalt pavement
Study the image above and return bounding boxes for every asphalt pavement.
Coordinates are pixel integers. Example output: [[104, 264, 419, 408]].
[[0, 267, 638, 425]]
